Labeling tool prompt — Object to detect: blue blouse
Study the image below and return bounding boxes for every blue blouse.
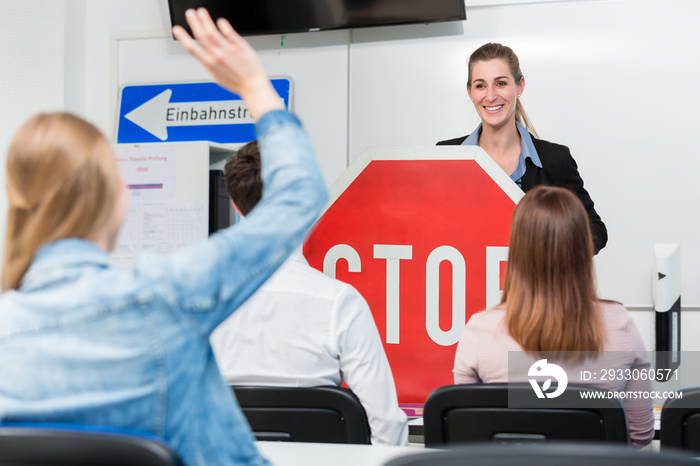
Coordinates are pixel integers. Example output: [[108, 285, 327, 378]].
[[461, 121, 542, 187]]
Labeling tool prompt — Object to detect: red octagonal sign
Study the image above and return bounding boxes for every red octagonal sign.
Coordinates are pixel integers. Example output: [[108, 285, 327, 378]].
[[303, 146, 524, 404]]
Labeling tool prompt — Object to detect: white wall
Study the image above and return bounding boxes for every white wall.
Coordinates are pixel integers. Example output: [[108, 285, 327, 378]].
[[0, 0, 65, 146], [0, 0, 65, 263], [4, 0, 700, 350]]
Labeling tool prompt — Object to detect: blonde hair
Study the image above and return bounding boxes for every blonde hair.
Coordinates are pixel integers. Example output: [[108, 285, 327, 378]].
[[2, 113, 121, 291], [468, 42, 538, 138], [501, 186, 601, 361]]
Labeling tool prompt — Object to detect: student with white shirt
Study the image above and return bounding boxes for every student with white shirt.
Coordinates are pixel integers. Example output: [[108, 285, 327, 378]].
[[210, 141, 408, 446]]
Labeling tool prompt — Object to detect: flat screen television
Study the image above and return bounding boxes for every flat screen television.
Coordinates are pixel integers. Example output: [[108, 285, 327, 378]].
[[168, 0, 466, 36]]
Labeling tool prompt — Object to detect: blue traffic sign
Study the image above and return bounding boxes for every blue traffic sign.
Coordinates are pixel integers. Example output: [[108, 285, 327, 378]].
[[116, 79, 291, 144]]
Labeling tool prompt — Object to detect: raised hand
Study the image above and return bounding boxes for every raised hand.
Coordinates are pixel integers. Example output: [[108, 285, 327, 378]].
[[173, 8, 284, 120]]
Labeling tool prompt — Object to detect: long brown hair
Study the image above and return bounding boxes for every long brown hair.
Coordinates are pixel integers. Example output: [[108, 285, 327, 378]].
[[501, 186, 601, 360], [2, 113, 121, 291], [467, 42, 538, 138]]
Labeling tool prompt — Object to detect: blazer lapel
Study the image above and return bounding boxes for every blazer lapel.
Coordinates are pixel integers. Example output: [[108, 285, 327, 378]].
[[521, 158, 537, 191]]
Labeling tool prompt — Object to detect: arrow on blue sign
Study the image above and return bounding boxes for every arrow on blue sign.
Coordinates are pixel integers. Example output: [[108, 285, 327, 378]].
[[124, 89, 255, 141], [117, 79, 291, 144]]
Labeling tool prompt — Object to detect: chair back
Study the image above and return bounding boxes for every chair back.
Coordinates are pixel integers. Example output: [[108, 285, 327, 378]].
[[661, 387, 700, 453], [423, 384, 629, 447], [383, 443, 698, 466], [232, 385, 371, 444], [0, 423, 183, 465]]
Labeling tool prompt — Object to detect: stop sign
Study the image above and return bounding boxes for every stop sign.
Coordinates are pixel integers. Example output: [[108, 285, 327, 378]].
[[303, 146, 523, 403]]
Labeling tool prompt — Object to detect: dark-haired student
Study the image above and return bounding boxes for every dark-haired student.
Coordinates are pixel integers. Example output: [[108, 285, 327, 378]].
[[211, 140, 408, 446]]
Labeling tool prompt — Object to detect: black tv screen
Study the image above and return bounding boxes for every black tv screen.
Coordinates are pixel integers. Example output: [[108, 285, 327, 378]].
[[168, 0, 466, 36]]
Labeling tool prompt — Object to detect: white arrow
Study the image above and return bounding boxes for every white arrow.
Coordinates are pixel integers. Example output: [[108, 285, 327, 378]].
[[124, 89, 254, 141]]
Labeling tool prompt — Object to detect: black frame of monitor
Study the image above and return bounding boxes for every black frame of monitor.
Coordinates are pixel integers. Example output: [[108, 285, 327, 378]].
[[168, 0, 466, 37]]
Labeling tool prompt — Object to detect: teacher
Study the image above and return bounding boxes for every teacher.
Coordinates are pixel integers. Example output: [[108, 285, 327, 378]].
[[437, 42, 607, 253]]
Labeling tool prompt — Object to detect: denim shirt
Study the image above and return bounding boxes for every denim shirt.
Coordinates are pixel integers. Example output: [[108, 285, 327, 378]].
[[0, 110, 328, 466]]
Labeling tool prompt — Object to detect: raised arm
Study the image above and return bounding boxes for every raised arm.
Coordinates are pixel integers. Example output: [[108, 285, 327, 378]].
[[154, 9, 328, 334]]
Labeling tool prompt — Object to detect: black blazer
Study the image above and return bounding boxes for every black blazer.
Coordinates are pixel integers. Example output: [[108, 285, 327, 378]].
[[437, 134, 607, 254]]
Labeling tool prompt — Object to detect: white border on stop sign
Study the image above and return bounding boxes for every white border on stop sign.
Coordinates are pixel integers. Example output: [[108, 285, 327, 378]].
[[322, 145, 525, 214]]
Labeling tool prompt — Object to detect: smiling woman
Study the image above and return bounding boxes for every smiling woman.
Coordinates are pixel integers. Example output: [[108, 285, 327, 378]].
[[437, 42, 607, 254]]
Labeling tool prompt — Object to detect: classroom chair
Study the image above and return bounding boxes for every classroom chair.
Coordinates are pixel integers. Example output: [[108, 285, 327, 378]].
[[423, 383, 629, 447], [0, 423, 183, 465], [383, 442, 698, 466], [232, 385, 371, 444], [660, 387, 700, 454]]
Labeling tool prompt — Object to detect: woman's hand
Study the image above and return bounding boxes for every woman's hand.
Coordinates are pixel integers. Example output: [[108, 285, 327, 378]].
[[172, 8, 284, 120]]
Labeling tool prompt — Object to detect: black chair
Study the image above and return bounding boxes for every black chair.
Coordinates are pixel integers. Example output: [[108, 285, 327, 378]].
[[661, 387, 700, 454], [423, 384, 629, 447], [383, 443, 699, 466], [232, 385, 371, 444], [0, 424, 184, 465]]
